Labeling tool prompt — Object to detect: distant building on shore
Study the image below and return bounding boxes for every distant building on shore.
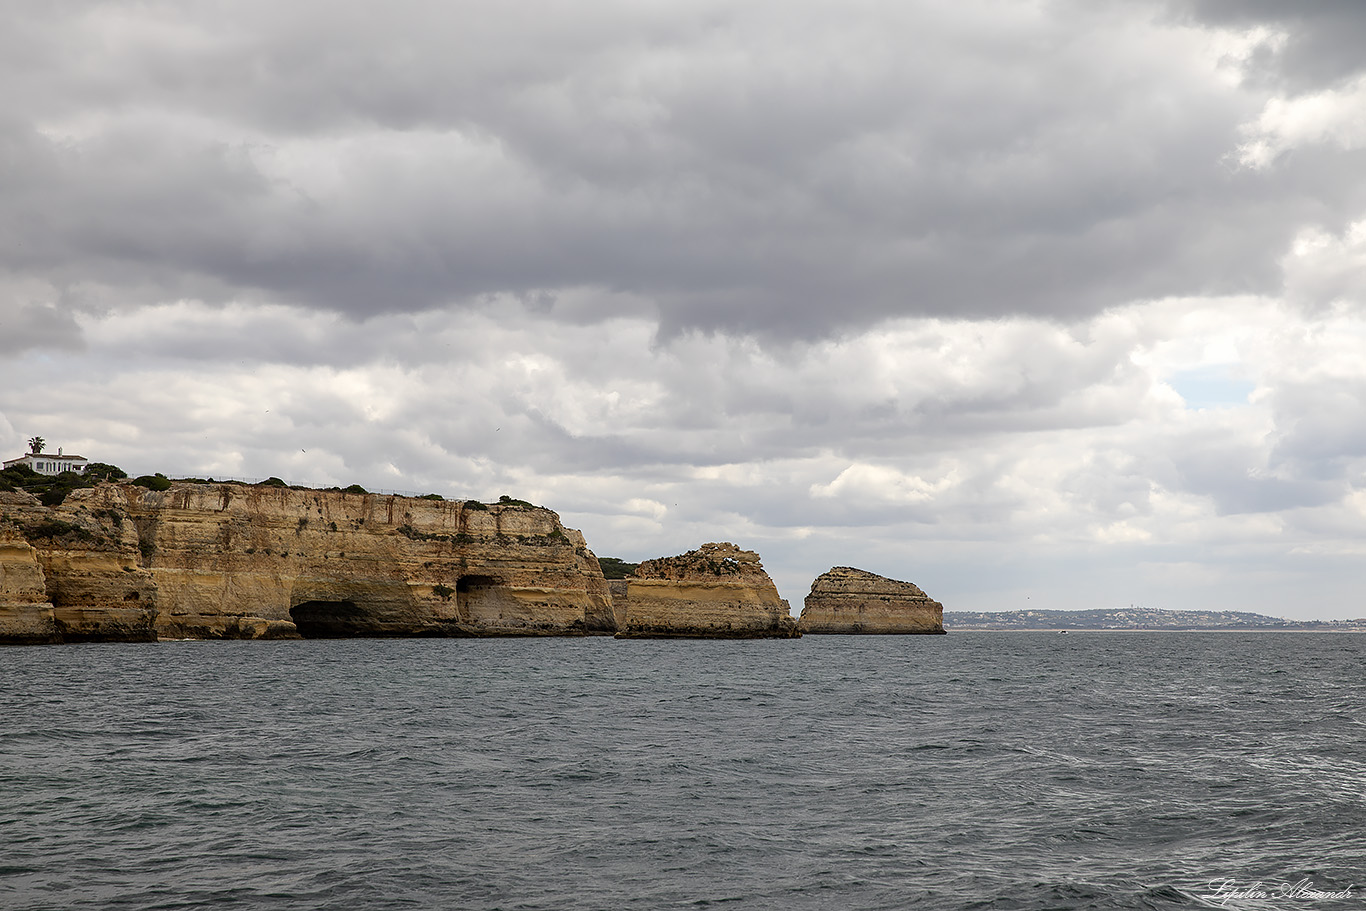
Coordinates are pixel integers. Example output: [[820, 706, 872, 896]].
[[4, 448, 90, 476]]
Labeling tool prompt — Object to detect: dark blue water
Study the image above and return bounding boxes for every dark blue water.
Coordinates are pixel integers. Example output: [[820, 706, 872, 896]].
[[2, 633, 1363, 910]]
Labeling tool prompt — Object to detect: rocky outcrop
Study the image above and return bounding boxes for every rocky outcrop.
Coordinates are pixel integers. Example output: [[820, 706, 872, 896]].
[[614, 542, 799, 638], [798, 566, 945, 634], [0, 491, 157, 643], [0, 517, 60, 645], [2, 483, 955, 646], [0, 482, 615, 642]]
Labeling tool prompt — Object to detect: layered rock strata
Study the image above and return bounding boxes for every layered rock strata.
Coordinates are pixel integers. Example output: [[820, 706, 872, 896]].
[[0, 482, 615, 642], [614, 542, 799, 638], [0, 491, 157, 642], [798, 566, 945, 634], [0, 518, 61, 645]]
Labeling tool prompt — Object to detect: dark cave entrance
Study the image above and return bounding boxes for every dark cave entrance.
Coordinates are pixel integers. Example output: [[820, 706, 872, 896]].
[[290, 600, 378, 638], [456, 575, 508, 623], [457, 575, 499, 594]]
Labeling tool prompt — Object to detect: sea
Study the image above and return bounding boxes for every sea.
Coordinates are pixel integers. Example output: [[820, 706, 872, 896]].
[[2, 632, 1363, 911]]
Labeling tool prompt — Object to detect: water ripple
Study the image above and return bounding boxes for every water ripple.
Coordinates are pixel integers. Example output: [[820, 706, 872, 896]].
[[2, 633, 1364, 909]]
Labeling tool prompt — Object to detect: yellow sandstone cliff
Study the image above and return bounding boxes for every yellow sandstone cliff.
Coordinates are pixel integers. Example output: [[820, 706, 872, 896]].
[[0, 490, 158, 642], [0, 482, 614, 641], [614, 542, 800, 638], [797, 566, 945, 634], [0, 515, 61, 645], [3, 484, 948, 646]]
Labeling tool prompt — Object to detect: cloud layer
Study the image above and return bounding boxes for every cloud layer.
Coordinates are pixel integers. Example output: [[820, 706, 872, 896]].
[[7, 295, 1366, 618], [4, 1, 1366, 618], [6, 0, 1363, 336]]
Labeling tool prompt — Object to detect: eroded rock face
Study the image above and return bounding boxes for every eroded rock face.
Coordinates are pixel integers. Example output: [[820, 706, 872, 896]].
[[1, 482, 614, 642], [0, 517, 60, 645], [798, 566, 945, 634], [615, 542, 799, 638], [0, 491, 157, 643]]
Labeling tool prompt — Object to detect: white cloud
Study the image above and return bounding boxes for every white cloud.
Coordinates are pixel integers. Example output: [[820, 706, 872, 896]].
[[5, 294, 1366, 618], [1281, 221, 1366, 309], [1237, 74, 1366, 167], [809, 463, 960, 505]]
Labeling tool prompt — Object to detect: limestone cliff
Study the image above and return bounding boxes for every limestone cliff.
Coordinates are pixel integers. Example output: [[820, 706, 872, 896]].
[[0, 490, 157, 642], [798, 566, 945, 634], [0, 482, 615, 642], [614, 542, 799, 639], [0, 514, 60, 645]]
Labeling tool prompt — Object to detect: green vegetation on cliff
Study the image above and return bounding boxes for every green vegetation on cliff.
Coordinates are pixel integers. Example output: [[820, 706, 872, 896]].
[[0, 462, 127, 505], [597, 557, 640, 579], [1, 462, 547, 518]]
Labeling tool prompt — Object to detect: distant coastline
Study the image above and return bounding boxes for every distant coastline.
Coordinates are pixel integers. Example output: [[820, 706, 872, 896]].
[[945, 608, 1366, 632]]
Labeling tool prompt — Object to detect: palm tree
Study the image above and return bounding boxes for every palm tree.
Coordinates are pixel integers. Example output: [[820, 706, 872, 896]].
[[27, 436, 45, 454]]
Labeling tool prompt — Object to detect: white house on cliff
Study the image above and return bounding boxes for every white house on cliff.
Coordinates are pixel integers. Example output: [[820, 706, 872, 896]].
[[4, 448, 90, 476]]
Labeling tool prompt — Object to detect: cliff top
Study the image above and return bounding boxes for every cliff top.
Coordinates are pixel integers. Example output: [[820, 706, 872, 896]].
[[808, 566, 931, 599], [634, 542, 770, 583]]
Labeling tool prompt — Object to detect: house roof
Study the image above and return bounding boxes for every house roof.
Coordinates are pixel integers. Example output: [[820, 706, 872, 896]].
[[4, 453, 88, 466]]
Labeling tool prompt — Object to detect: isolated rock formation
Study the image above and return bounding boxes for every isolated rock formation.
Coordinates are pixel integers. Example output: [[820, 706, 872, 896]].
[[614, 542, 799, 638], [798, 566, 945, 634], [0, 482, 615, 642]]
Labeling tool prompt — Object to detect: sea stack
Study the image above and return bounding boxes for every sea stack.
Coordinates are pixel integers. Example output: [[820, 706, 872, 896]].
[[613, 542, 800, 638], [798, 566, 945, 634]]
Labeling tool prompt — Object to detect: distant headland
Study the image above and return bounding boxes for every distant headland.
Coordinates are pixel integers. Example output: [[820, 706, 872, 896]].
[[946, 608, 1366, 632]]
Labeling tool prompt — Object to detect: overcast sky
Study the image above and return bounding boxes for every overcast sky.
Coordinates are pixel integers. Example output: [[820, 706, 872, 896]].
[[4, 1, 1366, 619]]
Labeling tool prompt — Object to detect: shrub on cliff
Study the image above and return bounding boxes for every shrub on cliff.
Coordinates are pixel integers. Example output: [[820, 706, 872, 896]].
[[133, 474, 173, 492], [1, 463, 129, 505], [0, 464, 40, 492], [38, 482, 79, 507], [84, 462, 127, 482], [598, 557, 640, 579], [25, 518, 99, 544], [36, 471, 91, 506]]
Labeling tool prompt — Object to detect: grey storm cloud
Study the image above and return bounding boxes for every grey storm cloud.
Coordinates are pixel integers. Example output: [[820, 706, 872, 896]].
[[1173, 1, 1366, 91], [3, 0, 1363, 340], [0, 301, 82, 355]]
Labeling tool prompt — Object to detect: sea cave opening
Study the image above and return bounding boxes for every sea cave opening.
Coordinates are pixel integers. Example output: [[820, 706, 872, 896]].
[[456, 575, 511, 623], [290, 599, 377, 638], [456, 575, 498, 593]]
